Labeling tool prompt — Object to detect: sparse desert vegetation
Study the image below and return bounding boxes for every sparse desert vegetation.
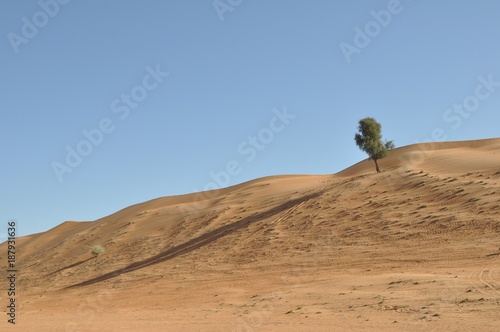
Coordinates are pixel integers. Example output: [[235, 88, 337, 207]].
[[2, 138, 500, 331], [91, 245, 105, 257]]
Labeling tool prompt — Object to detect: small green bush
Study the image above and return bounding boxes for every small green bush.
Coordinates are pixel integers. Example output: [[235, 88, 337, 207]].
[[91, 245, 105, 257]]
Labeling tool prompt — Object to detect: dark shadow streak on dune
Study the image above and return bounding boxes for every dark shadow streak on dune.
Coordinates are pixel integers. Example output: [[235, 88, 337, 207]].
[[44, 257, 95, 277], [66, 191, 323, 289]]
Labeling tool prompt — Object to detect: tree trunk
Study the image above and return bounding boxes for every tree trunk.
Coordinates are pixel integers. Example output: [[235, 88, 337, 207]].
[[374, 159, 381, 173]]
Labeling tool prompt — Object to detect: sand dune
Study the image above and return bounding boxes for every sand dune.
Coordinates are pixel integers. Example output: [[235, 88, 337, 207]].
[[2, 138, 500, 331]]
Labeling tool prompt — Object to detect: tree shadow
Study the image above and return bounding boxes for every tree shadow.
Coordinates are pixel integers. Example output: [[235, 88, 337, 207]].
[[66, 191, 322, 289], [44, 257, 95, 277]]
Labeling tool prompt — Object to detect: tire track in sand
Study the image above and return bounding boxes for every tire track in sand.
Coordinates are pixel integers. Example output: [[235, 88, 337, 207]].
[[467, 266, 500, 297]]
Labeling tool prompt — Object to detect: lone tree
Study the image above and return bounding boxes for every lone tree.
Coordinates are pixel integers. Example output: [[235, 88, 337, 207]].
[[354, 117, 395, 173]]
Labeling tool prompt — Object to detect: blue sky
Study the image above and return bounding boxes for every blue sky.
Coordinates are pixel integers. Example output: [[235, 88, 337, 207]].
[[1, 0, 500, 238]]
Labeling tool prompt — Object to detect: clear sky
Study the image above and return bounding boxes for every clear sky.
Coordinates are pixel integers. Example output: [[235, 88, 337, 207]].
[[2, 0, 500, 238]]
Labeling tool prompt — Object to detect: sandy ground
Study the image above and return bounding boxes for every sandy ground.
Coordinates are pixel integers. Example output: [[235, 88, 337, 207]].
[[2, 138, 500, 331]]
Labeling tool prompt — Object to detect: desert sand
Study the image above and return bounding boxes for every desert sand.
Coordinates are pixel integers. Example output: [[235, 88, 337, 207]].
[[2, 138, 500, 331]]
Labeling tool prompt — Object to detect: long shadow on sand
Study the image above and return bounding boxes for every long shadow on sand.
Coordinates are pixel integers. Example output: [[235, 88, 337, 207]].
[[66, 191, 322, 288], [45, 257, 95, 277]]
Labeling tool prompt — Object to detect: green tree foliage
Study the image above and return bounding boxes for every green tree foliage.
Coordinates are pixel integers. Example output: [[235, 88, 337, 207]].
[[354, 117, 395, 173], [91, 245, 105, 257]]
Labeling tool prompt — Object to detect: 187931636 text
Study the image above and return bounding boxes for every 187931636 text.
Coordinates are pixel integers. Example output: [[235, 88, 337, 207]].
[[6, 220, 17, 325]]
